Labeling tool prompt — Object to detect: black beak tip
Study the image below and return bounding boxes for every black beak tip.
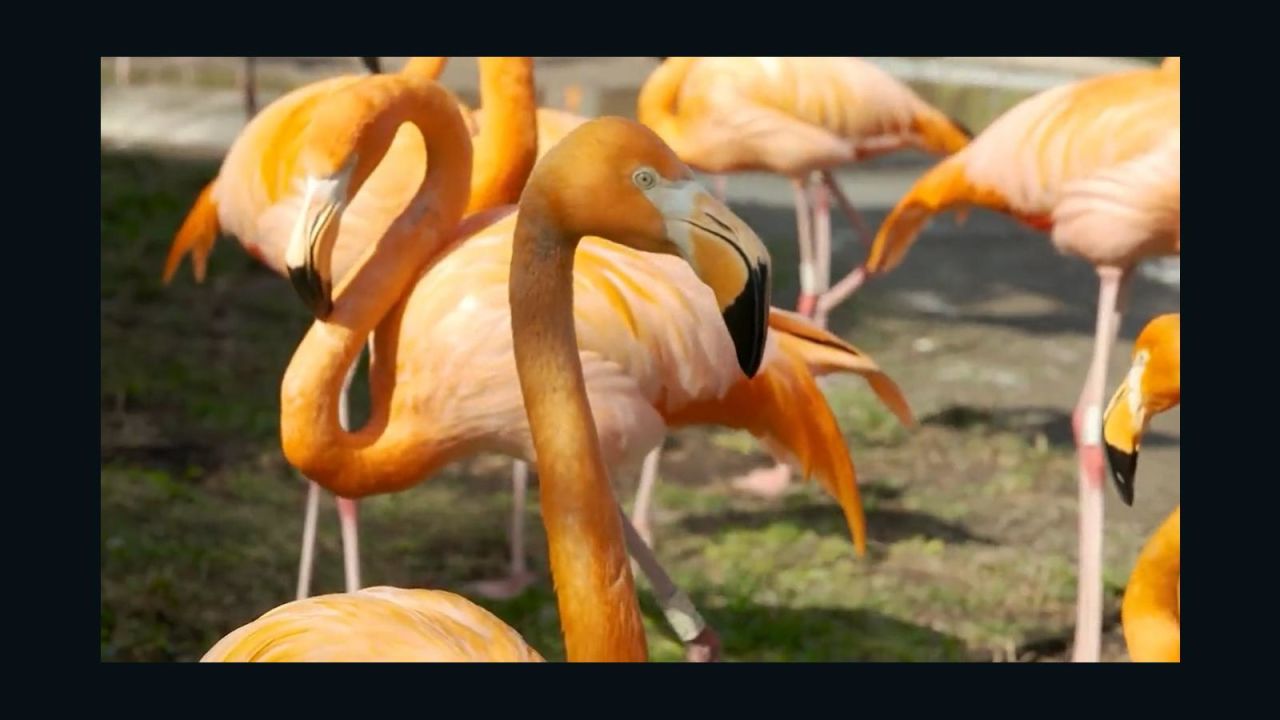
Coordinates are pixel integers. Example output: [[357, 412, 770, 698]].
[[1104, 443, 1137, 507], [721, 262, 769, 378], [288, 265, 334, 320]]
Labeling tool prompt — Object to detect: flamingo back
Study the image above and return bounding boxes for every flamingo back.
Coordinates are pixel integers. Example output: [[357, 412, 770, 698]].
[[202, 587, 543, 662]]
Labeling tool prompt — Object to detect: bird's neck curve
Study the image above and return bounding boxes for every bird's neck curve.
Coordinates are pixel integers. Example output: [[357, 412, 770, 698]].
[[402, 57, 448, 80], [636, 58, 695, 153], [280, 80, 473, 499], [468, 57, 538, 214], [508, 191, 648, 662]]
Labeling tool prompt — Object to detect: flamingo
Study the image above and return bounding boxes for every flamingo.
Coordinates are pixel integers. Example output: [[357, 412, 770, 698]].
[[269, 80, 776, 660], [206, 106, 775, 661], [1117, 506, 1179, 663], [635, 56, 966, 500], [203, 587, 545, 661], [637, 57, 972, 328], [164, 58, 912, 635], [1101, 313, 1179, 662], [275, 67, 912, 660], [863, 59, 1180, 662], [161, 57, 533, 600]]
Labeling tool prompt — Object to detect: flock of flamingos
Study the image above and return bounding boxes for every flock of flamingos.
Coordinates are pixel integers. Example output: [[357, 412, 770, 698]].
[[151, 56, 1180, 663]]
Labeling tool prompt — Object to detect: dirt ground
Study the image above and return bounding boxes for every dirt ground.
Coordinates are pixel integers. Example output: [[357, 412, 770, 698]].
[[99, 136, 1178, 661]]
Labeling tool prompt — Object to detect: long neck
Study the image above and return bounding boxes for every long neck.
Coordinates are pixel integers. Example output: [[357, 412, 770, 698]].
[[509, 196, 648, 662], [467, 57, 538, 213], [636, 58, 694, 147], [1121, 506, 1180, 661], [402, 57, 448, 80], [280, 82, 473, 498]]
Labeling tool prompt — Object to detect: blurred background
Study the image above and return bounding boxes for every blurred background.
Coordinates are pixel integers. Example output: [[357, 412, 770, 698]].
[[100, 56, 1179, 662]]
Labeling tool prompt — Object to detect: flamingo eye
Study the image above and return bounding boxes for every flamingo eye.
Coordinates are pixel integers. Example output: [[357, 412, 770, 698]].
[[632, 168, 658, 190]]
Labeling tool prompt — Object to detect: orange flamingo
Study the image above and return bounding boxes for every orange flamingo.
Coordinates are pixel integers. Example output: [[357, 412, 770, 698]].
[[637, 56, 964, 500], [276, 64, 912, 659], [1101, 313, 1179, 662], [274, 72, 778, 658], [864, 59, 1180, 662], [161, 56, 532, 600], [638, 57, 971, 328], [203, 586, 545, 661], [1118, 506, 1179, 662], [164, 59, 911, 629], [206, 107, 777, 662]]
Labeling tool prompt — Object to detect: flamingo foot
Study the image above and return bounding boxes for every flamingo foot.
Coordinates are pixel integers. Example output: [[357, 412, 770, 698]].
[[731, 463, 794, 499], [685, 627, 722, 662], [465, 570, 538, 600]]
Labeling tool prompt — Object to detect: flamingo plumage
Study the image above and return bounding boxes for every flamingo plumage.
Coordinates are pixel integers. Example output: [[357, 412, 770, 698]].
[[637, 56, 964, 500], [271, 71, 911, 658], [202, 586, 544, 661], [1101, 313, 1179, 663], [206, 101, 777, 662], [161, 57, 536, 600], [864, 59, 1180, 662], [260, 73, 779, 658], [638, 57, 971, 328]]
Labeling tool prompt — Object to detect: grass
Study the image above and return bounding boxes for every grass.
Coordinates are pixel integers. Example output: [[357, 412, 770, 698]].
[[100, 147, 1139, 662]]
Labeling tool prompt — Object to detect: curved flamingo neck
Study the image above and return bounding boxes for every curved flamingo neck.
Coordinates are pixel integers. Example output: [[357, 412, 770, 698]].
[[280, 80, 473, 498], [402, 57, 448, 80], [468, 58, 538, 213], [637, 58, 695, 151], [509, 190, 648, 662]]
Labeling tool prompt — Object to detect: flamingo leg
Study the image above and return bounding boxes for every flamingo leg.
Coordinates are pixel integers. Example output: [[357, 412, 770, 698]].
[[619, 507, 721, 662], [295, 480, 321, 600], [1070, 266, 1131, 663], [815, 171, 871, 319], [295, 348, 362, 597], [336, 351, 361, 593], [242, 57, 258, 119], [793, 176, 819, 317], [810, 177, 832, 328], [630, 445, 663, 547], [467, 461, 537, 600]]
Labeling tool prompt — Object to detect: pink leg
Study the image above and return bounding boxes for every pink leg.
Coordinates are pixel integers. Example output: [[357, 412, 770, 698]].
[[815, 171, 871, 318], [295, 347, 362, 598], [295, 479, 320, 600], [631, 445, 664, 547], [1070, 267, 1130, 662], [711, 175, 728, 203], [793, 177, 819, 317], [810, 178, 832, 327], [619, 506, 721, 662], [466, 461, 537, 600], [337, 497, 361, 592], [335, 350, 361, 593]]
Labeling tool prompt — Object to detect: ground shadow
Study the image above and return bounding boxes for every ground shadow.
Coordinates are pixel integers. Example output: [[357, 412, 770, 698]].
[[640, 593, 976, 661], [676, 499, 995, 546], [922, 404, 1180, 450]]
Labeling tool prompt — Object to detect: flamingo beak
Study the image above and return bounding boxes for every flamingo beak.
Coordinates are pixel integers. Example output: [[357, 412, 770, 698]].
[[285, 172, 350, 319], [1102, 376, 1143, 506], [661, 186, 772, 377]]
